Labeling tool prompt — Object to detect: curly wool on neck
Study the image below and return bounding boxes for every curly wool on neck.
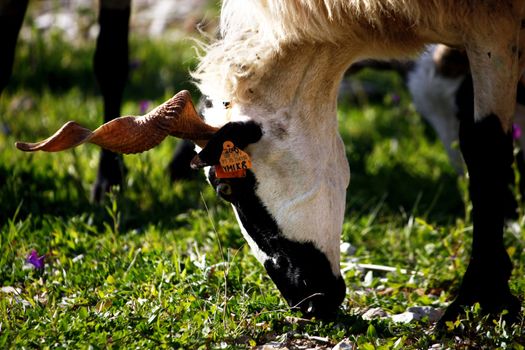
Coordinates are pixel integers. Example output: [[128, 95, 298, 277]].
[[192, 0, 507, 103]]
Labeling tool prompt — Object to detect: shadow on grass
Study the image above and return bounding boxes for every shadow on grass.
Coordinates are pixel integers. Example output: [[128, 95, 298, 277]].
[[347, 165, 464, 223], [0, 160, 209, 231], [250, 312, 395, 348]]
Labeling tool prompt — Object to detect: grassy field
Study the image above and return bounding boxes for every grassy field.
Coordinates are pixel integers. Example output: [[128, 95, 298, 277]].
[[1, 29, 525, 349]]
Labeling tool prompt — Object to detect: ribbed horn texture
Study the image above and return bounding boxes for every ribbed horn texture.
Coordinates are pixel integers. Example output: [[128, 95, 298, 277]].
[[15, 90, 218, 154]]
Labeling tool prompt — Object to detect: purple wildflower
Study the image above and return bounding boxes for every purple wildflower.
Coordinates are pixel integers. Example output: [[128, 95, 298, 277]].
[[129, 59, 142, 71], [2, 122, 11, 136], [513, 123, 522, 140], [26, 249, 45, 270], [391, 93, 401, 105], [139, 100, 151, 114]]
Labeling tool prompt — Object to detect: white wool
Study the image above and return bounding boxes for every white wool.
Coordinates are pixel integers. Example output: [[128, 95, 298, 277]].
[[194, 0, 514, 107]]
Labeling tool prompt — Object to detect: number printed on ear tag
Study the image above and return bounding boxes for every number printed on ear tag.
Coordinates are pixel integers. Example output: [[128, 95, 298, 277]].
[[215, 141, 252, 178]]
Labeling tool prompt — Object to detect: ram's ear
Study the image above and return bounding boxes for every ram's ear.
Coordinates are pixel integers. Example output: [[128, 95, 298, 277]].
[[190, 121, 262, 168]]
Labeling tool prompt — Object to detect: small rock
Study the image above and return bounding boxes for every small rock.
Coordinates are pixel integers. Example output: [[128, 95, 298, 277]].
[[340, 242, 357, 256], [255, 341, 287, 350], [406, 306, 443, 322], [332, 338, 355, 350], [391, 306, 443, 323], [362, 307, 388, 320], [391, 311, 416, 323]]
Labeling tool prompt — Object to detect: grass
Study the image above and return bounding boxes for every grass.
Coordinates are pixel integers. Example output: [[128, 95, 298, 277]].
[[1, 27, 525, 349]]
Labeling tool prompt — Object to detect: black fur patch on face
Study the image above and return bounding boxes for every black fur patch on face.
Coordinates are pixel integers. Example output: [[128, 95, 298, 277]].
[[193, 121, 263, 169], [207, 170, 346, 318]]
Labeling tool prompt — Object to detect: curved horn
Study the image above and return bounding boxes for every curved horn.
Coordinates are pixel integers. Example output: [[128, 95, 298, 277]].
[[15, 90, 218, 154]]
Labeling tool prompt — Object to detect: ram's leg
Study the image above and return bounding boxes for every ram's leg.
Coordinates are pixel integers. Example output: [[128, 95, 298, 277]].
[[168, 140, 198, 182], [92, 0, 131, 202], [440, 24, 523, 326], [0, 0, 29, 95]]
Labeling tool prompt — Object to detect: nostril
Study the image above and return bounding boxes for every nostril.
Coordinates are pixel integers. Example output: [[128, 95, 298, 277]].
[[297, 297, 320, 317], [297, 292, 341, 319], [306, 301, 315, 315]]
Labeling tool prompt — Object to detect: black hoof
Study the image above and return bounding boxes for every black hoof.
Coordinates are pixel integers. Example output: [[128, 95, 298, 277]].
[[436, 292, 521, 331], [91, 150, 126, 203]]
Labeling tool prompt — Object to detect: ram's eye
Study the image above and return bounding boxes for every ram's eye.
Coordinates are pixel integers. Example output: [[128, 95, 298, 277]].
[[204, 97, 213, 109], [215, 182, 233, 202], [216, 182, 233, 197]]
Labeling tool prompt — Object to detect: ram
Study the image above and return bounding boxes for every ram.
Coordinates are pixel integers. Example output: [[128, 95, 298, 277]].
[[17, 0, 525, 326]]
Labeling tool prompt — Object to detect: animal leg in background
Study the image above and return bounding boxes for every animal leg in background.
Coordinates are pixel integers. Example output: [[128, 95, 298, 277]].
[[92, 0, 131, 202], [426, 45, 521, 219], [0, 0, 29, 96], [1, 0, 132, 202], [168, 139, 197, 181], [440, 31, 523, 324]]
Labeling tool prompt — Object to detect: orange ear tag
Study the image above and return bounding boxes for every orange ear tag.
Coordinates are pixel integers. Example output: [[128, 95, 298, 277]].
[[215, 141, 252, 179]]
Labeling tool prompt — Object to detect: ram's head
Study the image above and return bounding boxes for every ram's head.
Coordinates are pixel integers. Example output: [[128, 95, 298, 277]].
[[17, 90, 347, 318]]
